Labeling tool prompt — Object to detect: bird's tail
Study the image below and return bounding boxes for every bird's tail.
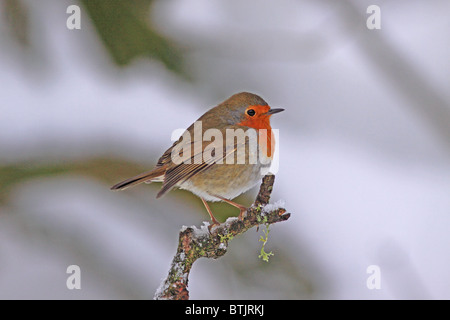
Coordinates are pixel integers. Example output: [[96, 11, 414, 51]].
[[110, 166, 166, 191]]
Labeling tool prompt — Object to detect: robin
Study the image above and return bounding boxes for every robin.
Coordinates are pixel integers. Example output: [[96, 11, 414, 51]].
[[111, 92, 284, 226]]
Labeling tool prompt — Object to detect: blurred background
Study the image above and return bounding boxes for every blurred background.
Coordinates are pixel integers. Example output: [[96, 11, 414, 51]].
[[0, 0, 449, 299]]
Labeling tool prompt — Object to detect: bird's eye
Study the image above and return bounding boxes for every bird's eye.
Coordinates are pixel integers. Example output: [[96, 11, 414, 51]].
[[247, 109, 256, 116]]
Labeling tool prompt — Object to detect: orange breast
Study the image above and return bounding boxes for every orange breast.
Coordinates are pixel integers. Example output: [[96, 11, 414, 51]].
[[237, 105, 275, 158]]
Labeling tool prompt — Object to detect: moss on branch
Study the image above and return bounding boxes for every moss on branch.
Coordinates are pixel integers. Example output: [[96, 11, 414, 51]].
[[154, 174, 290, 300]]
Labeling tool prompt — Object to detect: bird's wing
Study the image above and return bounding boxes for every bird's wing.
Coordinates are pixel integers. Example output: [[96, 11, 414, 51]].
[[156, 139, 239, 198], [154, 124, 257, 198]]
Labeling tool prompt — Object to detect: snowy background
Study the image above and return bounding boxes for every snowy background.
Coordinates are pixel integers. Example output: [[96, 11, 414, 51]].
[[0, 0, 449, 299]]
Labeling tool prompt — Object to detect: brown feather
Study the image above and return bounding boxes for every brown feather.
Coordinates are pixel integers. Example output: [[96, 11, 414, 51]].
[[110, 166, 166, 190], [156, 144, 239, 198]]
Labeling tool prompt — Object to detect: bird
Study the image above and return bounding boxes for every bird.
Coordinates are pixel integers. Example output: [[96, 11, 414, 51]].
[[111, 92, 284, 226]]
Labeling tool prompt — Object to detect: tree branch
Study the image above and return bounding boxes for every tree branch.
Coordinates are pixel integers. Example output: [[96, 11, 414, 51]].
[[154, 174, 290, 300]]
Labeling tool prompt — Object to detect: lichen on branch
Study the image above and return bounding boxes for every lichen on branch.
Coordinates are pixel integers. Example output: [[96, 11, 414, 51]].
[[154, 174, 290, 300]]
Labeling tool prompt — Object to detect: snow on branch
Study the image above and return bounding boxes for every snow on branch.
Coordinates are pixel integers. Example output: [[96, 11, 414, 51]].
[[154, 174, 290, 300]]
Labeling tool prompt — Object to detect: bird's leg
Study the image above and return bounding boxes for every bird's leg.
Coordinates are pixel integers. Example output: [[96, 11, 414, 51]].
[[201, 197, 221, 227], [210, 194, 248, 220]]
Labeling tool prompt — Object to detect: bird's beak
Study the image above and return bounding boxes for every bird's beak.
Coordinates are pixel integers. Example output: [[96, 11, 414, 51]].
[[265, 108, 285, 115]]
